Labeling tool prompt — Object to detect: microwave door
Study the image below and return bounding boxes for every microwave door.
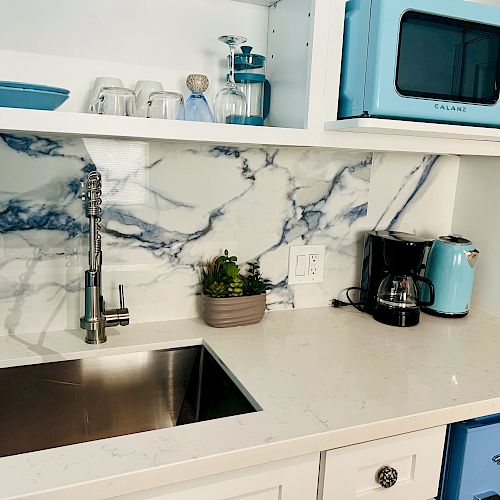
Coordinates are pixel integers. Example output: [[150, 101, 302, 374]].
[[453, 31, 500, 102], [396, 12, 500, 105]]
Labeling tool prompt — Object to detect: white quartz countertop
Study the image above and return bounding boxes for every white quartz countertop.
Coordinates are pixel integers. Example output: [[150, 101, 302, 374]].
[[3, 307, 500, 499]]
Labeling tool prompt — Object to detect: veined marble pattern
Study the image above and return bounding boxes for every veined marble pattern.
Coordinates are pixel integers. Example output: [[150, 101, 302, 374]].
[[0, 134, 459, 335]]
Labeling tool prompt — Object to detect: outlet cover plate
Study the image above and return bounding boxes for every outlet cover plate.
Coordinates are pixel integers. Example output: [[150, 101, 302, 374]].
[[288, 245, 326, 285]]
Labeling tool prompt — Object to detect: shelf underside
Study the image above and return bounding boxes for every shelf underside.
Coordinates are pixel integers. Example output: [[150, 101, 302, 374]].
[[0, 108, 314, 148], [323, 118, 500, 156], [326, 118, 500, 142], [2, 109, 500, 156]]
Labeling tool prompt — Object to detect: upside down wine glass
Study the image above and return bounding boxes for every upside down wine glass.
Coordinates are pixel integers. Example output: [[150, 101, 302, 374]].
[[214, 35, 247, 125]]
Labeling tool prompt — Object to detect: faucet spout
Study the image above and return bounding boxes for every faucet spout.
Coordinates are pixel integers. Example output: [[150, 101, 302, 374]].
[[80, 171, 130, 344]]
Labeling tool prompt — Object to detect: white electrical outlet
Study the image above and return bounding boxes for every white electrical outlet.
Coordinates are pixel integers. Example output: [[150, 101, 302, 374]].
[[288, 245, 326, 285], [309, 254, 320, 276]]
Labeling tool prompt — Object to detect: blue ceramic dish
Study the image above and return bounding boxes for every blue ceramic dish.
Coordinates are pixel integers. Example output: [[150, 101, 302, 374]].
[[0, 82, 70, 110]]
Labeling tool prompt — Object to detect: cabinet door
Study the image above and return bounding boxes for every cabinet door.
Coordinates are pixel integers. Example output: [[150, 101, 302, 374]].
[[322, 426, 446, 500], [112, 453, 319, 500]]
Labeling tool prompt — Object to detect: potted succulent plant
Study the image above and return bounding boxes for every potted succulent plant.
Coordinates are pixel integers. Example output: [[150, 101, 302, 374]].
[[200, 250, 273, 328]]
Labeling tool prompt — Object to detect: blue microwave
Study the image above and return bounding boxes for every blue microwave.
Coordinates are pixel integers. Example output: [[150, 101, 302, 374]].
[[338, 0, 500, 127]]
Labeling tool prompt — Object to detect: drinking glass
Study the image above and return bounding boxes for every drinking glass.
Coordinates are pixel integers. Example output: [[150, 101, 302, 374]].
[[214, 35, 247, 125], [134, 80, 164, 110], [90, 87, 136, 116], [88, 77, 123, 112], [136, 91, 185, 120]]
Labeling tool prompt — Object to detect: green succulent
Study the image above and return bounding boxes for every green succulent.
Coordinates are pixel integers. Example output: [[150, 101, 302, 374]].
[[205, 281, 228, 298], [228, 276, 245, 297], [216, 249, 239, 279], [244, 262, 273, 295], [200, 256, 225, 295], [200, 251, 273, 299]]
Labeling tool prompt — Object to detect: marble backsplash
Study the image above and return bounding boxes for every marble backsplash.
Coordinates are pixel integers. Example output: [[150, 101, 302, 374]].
[[0, 134, 460, 336]]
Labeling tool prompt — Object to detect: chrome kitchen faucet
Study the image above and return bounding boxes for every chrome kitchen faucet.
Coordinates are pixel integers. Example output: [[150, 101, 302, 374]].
[[80, 171, 129, 344]]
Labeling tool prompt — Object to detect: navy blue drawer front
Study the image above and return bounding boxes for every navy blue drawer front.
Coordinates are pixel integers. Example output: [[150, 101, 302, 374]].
[[441, 415, 500, 500]]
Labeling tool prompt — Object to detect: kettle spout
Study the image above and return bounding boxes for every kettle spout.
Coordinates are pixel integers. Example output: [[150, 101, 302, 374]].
[[465, 249, 479, 268]]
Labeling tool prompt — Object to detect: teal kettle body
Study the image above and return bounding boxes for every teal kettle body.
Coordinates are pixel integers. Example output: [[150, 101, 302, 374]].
[[423, 235, 479, 317]]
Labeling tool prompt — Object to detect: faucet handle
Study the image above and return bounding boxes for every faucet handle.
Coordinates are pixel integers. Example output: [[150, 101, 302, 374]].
[[103, 284, 130, 328], [116, 284, 129, 327], [119, 284, 125, 309]]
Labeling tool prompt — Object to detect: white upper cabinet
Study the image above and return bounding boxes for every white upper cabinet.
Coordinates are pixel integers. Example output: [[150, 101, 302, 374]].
[[0, 0, 324, 145]]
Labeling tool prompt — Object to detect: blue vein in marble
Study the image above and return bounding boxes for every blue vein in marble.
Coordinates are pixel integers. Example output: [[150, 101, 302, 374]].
[[0, 138, 371, 301], [291, 158, 371, 239], [373, 154, 439, 231], [0, 199, 82, 238], [0, 135, 94, 238], [0, 134, 67, 158], [344, 203, 368, 224], [255, 156, 371, 309]]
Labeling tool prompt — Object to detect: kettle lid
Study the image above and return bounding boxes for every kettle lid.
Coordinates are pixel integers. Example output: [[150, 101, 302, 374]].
[[439, 234, 472, 246]]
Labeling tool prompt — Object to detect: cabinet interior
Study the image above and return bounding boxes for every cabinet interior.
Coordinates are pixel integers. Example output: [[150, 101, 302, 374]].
[[0, 0, 314, 130]]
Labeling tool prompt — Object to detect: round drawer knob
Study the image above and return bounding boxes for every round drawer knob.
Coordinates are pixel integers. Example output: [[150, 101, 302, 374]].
[[377, 466, 398, 488]]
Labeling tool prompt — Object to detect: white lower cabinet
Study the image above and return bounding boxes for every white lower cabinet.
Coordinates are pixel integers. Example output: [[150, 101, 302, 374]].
[[112, 453, 320, 500], [321, 426, 446, 500], [113, 427, 447, 500]]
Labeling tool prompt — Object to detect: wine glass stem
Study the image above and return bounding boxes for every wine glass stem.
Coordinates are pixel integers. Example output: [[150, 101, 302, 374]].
[[228, 45, 236, 85]]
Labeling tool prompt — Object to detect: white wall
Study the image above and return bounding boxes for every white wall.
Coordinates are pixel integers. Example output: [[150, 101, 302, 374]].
[[452, 156, 500, 317]]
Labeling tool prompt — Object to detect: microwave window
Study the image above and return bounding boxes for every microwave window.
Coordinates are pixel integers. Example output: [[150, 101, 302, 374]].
[[396, 11, 500, 104]]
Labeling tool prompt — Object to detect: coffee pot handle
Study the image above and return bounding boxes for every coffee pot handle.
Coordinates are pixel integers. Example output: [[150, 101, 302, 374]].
[[416, 276, 435, 307]]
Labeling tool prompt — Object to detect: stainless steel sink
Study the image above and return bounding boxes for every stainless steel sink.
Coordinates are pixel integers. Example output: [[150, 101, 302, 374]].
[[0, 346, 258, 458]]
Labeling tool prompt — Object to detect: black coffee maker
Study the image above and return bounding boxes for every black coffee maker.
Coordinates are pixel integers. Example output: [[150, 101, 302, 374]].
[[361, 231, 435, 327]]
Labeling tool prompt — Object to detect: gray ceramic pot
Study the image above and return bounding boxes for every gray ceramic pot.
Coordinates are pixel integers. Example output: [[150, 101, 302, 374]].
[[202, 293, 266, 328]]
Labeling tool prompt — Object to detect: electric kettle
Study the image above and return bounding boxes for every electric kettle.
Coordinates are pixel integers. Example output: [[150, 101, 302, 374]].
[[422, 235, 479, 317], [233, 46, 271, 126]]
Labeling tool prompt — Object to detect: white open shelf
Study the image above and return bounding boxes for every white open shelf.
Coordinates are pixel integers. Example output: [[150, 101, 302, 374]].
[[232, 0, 278, 6], [323, 118, 500, 156], [0, 108, 317, 147], [326, 118, 500, 142], [3, 108, 500, 156]]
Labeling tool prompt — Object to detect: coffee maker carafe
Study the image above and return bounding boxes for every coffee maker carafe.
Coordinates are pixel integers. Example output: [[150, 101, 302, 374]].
[[375, 274, 435, 327], [361, 231, 435, 327]]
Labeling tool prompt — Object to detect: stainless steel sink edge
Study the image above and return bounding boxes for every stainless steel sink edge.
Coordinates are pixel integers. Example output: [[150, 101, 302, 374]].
[[0, 342, 259, 458], [0, 337, 206, 370], [202, 341, 263, 412]]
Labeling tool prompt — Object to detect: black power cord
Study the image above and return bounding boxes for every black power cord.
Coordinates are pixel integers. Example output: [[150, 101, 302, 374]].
[[332, 287, 366, 312]]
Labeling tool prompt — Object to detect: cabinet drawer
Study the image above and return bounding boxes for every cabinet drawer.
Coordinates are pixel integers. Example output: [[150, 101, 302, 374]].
[[322, 426, 446, 500], [112, 453, 320, 500]]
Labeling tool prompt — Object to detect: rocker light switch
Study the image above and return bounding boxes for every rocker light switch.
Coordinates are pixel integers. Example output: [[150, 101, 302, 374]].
[[296, 255, 306, 276], [288, 245, 326, 285]]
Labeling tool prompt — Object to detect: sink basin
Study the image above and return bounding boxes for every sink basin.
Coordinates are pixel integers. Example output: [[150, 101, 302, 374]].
[[0, 346, 258, 458]]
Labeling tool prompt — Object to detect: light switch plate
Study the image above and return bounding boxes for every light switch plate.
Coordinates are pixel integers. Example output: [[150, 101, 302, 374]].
[[288, 245, 326, 285]]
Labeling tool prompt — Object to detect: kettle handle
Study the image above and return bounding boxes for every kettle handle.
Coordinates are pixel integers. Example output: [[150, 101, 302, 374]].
[[263, 79, 271, 120], [416, 276, 435, 307]]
